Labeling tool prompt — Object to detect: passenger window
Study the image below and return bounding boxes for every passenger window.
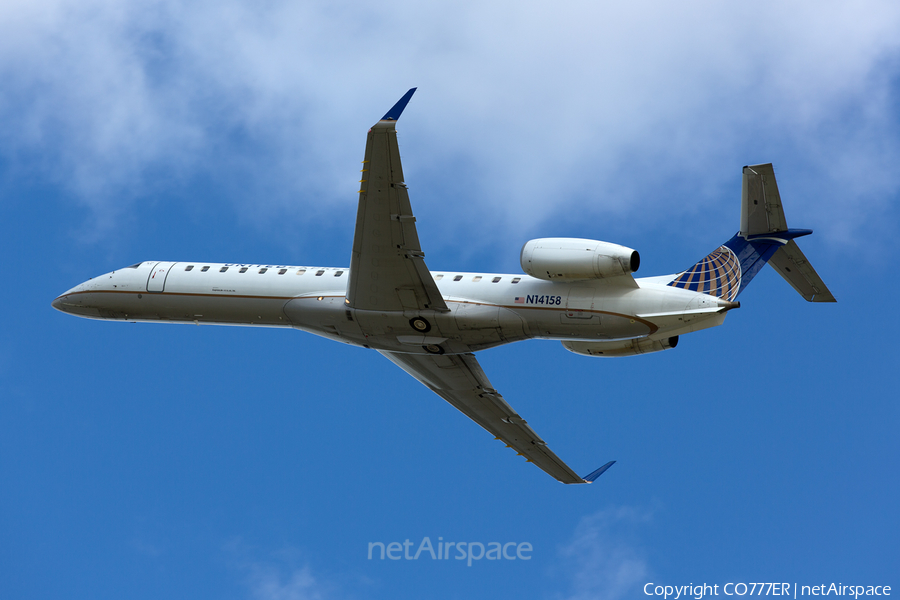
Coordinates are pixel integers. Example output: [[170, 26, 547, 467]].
[[278, 268, 287, 275], [259, 268, 268, 274], [239, 267, 248, 273], [335, 271, 344, 277], [185, 265, 194, 271], [220, 267, 228, 273], [472, 276, 482, 282], [201, 266, 210, 272], [492, 277, 501, 283], [453, 275, 462, 281], [512, 277, 521, 284], [434, 274, 444, 280], [315, 270, 325, 276], [296, 269, 306, 276]]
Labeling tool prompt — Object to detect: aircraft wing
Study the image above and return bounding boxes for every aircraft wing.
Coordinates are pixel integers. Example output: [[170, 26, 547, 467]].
[[346, 89, 448, 312], [379, 350, 611, 484]]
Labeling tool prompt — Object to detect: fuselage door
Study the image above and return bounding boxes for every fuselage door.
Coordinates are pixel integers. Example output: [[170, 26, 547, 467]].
[[565, 286, 596, 316], [562, 286, 601, 329], [146, 262, 176, 292]]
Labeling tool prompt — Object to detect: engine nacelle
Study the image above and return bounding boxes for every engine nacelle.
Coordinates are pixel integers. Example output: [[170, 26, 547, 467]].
[[562, 336, 678, 357], [520, 238, 640, 281]]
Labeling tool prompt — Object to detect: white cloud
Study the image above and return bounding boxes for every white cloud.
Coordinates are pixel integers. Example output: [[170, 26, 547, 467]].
[[2, 0, 899, 245], [554, 506, 652, 600], [226, 540, 338, 600], [247, 564, 328, 600]]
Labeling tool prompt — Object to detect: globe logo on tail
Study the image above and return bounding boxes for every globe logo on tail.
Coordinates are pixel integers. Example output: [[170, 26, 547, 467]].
[[668, 246, 741, 301]]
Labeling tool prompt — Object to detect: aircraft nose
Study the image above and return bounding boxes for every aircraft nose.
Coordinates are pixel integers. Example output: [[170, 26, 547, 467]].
[[51, 292, 81, 315], [52, 283, 91, 316]]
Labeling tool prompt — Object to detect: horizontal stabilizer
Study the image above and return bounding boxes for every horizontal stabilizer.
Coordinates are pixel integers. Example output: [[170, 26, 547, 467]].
[[582, 460, 616, 482], [768, 240, 836, 302]]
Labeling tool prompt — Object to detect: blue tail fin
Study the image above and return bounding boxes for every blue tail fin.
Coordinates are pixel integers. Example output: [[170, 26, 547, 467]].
[[668, 164, 835, 302]]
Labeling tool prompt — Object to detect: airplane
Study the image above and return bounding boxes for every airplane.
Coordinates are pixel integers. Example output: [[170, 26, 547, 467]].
[[52, 88, 836, 484]]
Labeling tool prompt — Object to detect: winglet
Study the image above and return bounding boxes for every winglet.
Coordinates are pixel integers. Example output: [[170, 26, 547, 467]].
[[582, 460, 616, 483], [381, 88, 417, 121]]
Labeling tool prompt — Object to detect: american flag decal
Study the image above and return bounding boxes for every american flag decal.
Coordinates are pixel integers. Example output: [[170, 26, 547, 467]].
[[514, 297, 525, 304]]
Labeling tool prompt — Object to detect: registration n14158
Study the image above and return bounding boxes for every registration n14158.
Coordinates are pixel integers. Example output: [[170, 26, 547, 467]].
[[524, 295, 562, 306]]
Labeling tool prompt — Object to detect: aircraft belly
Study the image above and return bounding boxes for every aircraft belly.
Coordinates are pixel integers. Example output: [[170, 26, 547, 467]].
[[330, 300, 529, 354], [519, 306, 651, 340], [349, 308, 463, 354], [450, 302, 528, 350], [139, 293, 291, 325], [282, 296, 367, 345], [453, 301, 500, 330], [587, 313, 651, 339]]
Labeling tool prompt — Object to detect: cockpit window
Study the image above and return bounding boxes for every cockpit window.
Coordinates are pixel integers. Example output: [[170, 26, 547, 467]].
[[126, 262, 142, 269]]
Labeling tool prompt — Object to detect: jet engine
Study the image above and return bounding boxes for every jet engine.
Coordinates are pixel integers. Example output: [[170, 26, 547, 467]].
[[562, 336, 678, 357], [520, 238, 640, 281]]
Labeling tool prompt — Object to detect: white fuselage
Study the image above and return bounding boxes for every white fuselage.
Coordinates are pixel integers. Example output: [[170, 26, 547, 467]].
[[53, 260, 733, 355]]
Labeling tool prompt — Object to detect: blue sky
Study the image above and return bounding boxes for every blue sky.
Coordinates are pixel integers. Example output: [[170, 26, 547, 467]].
[[2, 2, 898, 598]]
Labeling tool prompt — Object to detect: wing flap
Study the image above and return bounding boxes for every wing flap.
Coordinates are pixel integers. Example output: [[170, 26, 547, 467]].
[[379, 350, 590, 484]]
